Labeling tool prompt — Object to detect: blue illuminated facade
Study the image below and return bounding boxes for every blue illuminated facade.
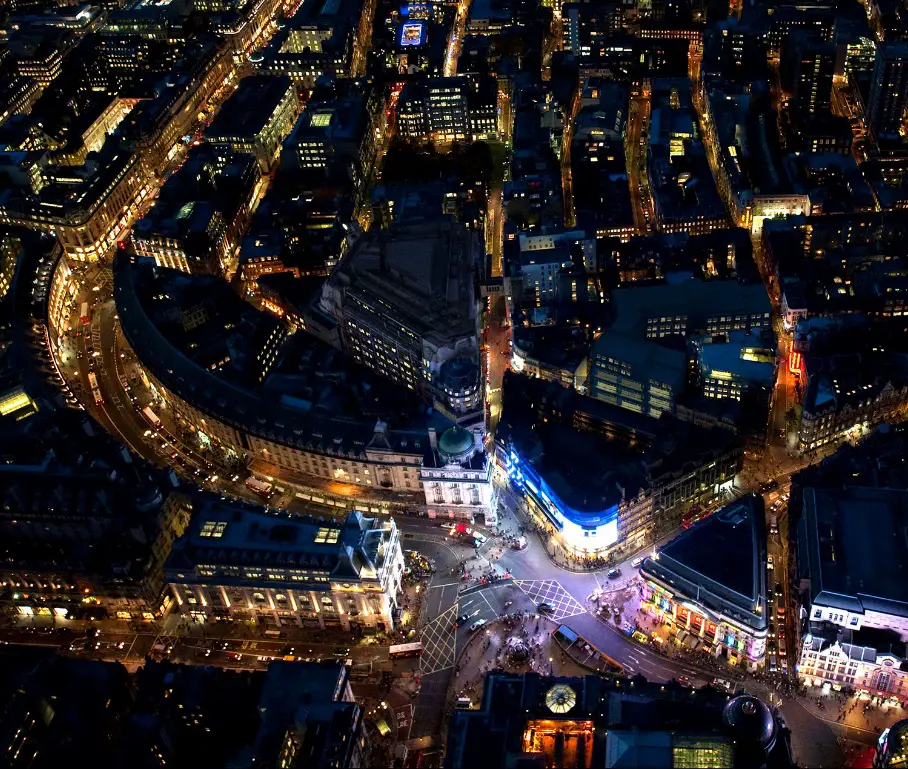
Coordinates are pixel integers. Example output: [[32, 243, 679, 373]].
[[504, 448, 620, 553]]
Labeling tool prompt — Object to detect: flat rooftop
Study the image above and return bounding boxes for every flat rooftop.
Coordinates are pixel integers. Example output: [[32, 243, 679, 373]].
[[641, 495, 767, 632], [206, 75, 293, 140], [802, 486, 908, 619], [322, 217, 479, 341]]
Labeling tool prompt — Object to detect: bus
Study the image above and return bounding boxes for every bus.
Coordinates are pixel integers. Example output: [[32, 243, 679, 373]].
[[245, 477, 273, 497], [80, 302, 90, 326], [88, 372, 103, 405], [389, 642, 422, 660], [142, 406, 162, 429]]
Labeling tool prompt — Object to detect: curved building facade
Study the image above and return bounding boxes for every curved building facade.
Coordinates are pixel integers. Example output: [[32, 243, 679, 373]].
[[115, 256, 430, 495]]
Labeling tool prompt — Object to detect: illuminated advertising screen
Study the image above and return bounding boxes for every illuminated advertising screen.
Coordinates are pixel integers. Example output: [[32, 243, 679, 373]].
[[399, 20, 427, 47]]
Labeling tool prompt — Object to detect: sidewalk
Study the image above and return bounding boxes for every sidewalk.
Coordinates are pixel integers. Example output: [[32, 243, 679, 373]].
[[795, 687, 906, 738]]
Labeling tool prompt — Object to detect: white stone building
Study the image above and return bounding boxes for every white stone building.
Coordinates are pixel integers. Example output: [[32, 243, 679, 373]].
[[420, 425, 498, 526]]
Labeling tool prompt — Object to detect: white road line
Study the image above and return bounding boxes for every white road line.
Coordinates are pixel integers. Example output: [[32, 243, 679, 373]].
[[480, 591, 496, 614], [428, 581, 461, 589]]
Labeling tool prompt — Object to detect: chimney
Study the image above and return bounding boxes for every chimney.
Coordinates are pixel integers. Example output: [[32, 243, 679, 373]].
[[429, 427, 438, 452], [472, 427, 484, 453]]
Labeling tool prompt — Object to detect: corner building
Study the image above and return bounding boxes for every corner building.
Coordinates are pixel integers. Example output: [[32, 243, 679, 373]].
[[165, 504, 405, 633]]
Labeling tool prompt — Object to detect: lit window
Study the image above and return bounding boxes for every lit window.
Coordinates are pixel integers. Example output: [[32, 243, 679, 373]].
[[314, 527, 340, 544], [200, 521, 227, 538]]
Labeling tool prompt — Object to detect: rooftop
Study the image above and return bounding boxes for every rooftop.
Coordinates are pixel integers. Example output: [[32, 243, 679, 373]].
[[167, 504, 397, 583], [206, 75, 294, 140], [115, 256, 452, 462], [801, 486, 908, 619], [641, 494, 768, 632], [320, 217, 479, 345]]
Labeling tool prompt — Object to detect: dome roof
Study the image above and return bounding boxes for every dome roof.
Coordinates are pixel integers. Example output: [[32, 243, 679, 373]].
[[438, 425, 475, 462], [723, 695, 776, 750]]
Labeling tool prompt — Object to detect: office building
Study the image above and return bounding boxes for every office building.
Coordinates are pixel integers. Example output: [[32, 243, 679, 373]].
[[396, 77, 498, 144], [0, 232, 21, 300], [781, 32, 835, 116], [0, 448, 191, 620], [0, 147, 153, 262], [205, 75, 299, 170], [132, 146, 262, 277], [693, 328, 777, 403], [119, 37, 236, 176], [165, 504, 404, 633], [798, 353, 908, 451], [319, 217, 483, 421], [640, 495, 769, 671], [250, 661, 369, 768], [445, 671, 794, 769], [589, 280, 773, 418], [0, 649, 369, 768], [866, 42, 908, 143]]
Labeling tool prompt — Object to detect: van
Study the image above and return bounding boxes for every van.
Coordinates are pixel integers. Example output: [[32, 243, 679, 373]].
[[769, 656, 778, 673], [631, 557, 644, 568]]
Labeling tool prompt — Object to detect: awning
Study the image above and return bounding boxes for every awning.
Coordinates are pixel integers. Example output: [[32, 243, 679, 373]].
[[556, 625, 579, 644]]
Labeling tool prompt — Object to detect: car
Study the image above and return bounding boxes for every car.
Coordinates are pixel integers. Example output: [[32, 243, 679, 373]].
[[333, 647, 350, 657], [769, 523, 778, 536], [711, 678, 734, 692], [607, 568, 621, 579], [440, 521, 457, 531], [455, 613, 470, 627], [774, 582, 783, 597], [768, 621, 776, 638], [676, 675, 692, 687], [538, 602, 554, 614], [631, 557, 644, 568], [776, 605, 786, 618], [769, 655, 778, 673], [228, 652, 243, 661], [469, 619, 487, 632], [767, 554, 774, 569], [779, 640, 787, 657]]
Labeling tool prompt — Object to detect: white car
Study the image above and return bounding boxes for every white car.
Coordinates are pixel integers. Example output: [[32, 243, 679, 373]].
[[767, 554, 774, 570], [631, 557, 644, 568], [469, 619, 487, 632]]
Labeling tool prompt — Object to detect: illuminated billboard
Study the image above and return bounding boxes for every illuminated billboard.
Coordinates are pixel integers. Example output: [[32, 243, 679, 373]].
[[399, 20, 427, 47]]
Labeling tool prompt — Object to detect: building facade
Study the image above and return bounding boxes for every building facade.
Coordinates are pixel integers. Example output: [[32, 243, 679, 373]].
[[420, 425, 497, 525], [799, 633, 908, 704], [165, 506, 405, 633], [640, 496, 769, 671]]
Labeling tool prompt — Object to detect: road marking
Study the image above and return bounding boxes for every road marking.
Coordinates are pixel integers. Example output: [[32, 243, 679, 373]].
[[420, 603, 458, 675], [428, 581, 460, 589], [479, 591, 496, 614]]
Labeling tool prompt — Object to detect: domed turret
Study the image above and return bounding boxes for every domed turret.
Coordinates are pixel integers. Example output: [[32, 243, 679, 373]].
[[723, 695, 777, 767], [438, 425, 476, 465]]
